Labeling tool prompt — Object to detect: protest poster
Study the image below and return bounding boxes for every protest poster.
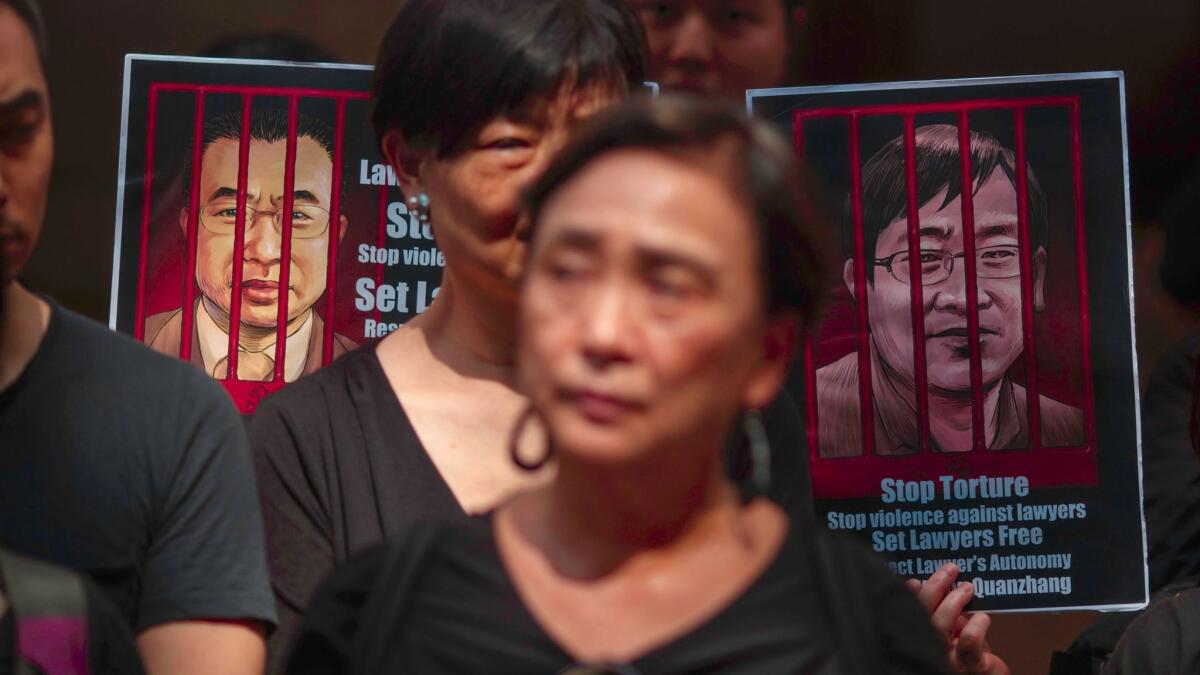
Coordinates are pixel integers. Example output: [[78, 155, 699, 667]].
[[750, 72, 1147, 611], [109, 56, 442, 415]]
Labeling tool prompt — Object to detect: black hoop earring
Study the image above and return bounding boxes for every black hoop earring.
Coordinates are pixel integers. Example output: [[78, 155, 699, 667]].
[[510, 405, 552, 471]]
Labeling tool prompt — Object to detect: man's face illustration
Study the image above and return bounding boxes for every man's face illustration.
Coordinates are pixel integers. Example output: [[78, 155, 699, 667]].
[[848, 172, 1046, 395], [186, 135, 343, 328]]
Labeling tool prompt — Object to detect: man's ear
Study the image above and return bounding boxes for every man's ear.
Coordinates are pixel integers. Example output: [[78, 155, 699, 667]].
[[842, 258, 856, 296], [380, 129, 429, 199], [337, 214, 348, 243], [742, 313, 798, 411], [1032, 246, 1047, 311]]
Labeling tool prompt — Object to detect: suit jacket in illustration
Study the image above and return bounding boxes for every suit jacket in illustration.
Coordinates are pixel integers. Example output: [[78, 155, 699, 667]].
[[143, 301, 356, 382], [815, 351, 1086, 457]]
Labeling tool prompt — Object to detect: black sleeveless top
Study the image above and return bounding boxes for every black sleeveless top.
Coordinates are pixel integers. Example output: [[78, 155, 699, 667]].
[[251, 343, 814, 672], [284, 516, 948, 675]]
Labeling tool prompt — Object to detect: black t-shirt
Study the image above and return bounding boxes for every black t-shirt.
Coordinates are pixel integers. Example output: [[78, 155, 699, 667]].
[[251, 343, 814, 671], [1054, 328, 1200, 671], [0, 300, 275, 631], [1141, 327, 1200, 589], [1103, 588, 1200, 674], [0, 580, 145, 675], [285, 516, 949, 674]]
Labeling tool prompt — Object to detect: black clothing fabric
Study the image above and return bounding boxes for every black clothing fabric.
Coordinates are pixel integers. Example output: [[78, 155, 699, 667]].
[[1049, 577, 1200, 675], [1103, 587, 1200, 675], [285, 517, 948, 675], [252, 343, 815, 671], [1051, 327, 1200, 674], [0, 580, 145, 675], [1142, 327, 1200, 590], [0, 301, 275, 631]]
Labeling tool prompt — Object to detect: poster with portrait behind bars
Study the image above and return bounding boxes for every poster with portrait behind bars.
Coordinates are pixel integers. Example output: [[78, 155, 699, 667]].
[[749, 72, 1147, 612], [109, 56, 444, 415]]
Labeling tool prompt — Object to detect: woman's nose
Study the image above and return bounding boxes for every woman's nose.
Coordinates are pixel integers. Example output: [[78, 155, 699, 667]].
[[579, 283, 636, 368]]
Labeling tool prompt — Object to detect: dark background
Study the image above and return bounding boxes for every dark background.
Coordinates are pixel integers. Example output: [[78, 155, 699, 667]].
[[26, 1, 1200, 672]]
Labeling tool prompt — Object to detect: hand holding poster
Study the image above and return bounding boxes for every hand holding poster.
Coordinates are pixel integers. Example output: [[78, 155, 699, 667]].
[[110, 56, 443, 414], [750, 72, 1147, 612]]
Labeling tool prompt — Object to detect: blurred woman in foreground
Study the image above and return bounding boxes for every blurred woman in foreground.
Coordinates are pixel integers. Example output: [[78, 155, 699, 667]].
[[286, 97, 980, 674]]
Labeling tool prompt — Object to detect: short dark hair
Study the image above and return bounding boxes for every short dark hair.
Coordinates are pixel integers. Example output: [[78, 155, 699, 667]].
[[1, 0, 47, 67], [182, 108, 341, 209], [524, 95, 827, 328], [371, 0, 647, 158], [849, 124, 1048, 272]]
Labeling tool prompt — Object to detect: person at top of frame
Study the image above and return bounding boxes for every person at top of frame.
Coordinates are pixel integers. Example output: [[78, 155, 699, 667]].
[[0, 1, 275, 673], [632, 0, 805, 102], [817, 123, 1086, 457], [143, 108, 357, 382]]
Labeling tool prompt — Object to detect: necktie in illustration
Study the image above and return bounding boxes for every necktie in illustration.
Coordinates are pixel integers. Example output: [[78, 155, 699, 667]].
[[212, 350, 275, 381]]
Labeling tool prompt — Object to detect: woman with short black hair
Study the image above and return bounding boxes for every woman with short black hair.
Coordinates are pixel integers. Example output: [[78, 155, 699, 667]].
[[250, 1, 652, 669]]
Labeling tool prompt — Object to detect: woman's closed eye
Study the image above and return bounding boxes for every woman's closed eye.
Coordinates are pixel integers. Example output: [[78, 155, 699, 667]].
[[479, 133, 537, 168], [543, 250, 596, 282], [485, 137, 534, 151], [645, 266, 705, 301]]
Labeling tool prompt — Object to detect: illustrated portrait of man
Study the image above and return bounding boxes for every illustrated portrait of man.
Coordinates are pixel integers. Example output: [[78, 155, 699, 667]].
[[817, 124, 1085, 456], [144, 108, 357, 382]]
